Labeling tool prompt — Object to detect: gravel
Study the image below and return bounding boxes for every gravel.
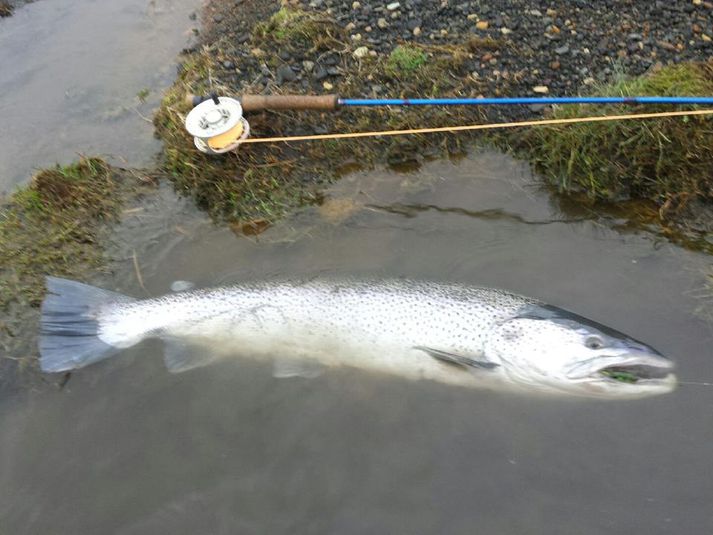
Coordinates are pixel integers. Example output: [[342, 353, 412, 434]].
[[289, 0, 713, 98]]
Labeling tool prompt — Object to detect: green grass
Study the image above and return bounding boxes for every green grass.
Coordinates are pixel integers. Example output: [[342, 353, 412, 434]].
[[512, 62, 713, 213], [386, 45, 428, 75], [0, 157, 121, 309]]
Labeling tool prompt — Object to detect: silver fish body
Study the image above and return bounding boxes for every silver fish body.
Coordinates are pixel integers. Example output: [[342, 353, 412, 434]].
[[39, 277, 677, 399]]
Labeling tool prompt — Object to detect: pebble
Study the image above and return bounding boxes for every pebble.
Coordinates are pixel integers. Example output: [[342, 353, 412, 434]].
[[413, 27, 421, 36], [323, 81, 334, 90], [313, 66, 328, 80], [533, 85, 549, 93], [352, 1, 360, 9], [302, 60, 315, 72], [377, 17, 388, 29], [475, 20, 489, 30], [353, 46, 369, 58], [386, 2, 400, 11]]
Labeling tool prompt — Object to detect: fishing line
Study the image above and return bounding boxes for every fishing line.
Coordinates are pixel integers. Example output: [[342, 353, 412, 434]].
[[678, 381, 713, 387], [236, 108, 713, 145]]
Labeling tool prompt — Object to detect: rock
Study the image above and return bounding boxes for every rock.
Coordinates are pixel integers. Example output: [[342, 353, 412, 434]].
[[413, 27, 421, 36], [533, 85, 549, 93], [223, 60, 235, 69], [276, 64, 296, 84], [554, 45, 569, 54], [313, 65, 329, 80], [345, 22, 356, 31], [213, 14, 223, 23], [476, 20, 489, 30], [386, 2, 400, 11], [302, 60, 315, 72], [377, 17, 388, 29], [279, 50, 291, 61], [406, 18, 422, 31], [353, 46, 369, 58], [501, 27, 512, 35], [352, 1, 360, 9], [549, 60, 561, 70], [323, 81, 334, 90], [351, 33, 362, 41]]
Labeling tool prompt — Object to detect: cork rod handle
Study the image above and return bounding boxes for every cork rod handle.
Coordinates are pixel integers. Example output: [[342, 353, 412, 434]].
[[185, 93, 340, 112], [240, 94, 339, 112]]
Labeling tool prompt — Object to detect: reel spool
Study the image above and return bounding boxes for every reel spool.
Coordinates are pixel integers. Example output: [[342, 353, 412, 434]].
[[184, 96, 250, 155]]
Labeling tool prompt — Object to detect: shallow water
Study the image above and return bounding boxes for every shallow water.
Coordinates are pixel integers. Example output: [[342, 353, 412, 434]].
[[2, 152, 712, 533], [0, 0, 198, 191]]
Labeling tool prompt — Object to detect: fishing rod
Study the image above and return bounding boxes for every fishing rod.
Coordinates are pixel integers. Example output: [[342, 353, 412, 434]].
[[184, 92, 713, 154]]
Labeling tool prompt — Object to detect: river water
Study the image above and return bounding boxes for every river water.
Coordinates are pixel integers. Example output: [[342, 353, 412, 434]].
[[0, 0, 199, 192], [1, 151, 712, 534]]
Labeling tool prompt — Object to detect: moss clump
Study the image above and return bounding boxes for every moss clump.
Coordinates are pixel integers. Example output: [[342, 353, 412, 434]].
[[386, 45, 428, 76], [514, 62, 713, 214], [252, 7, 341, 48], [0, 157, 122, 309]]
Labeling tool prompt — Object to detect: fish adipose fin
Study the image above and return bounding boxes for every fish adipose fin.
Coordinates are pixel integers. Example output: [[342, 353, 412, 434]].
[[39, 277, 133, 373], [163, 338, 219, 373], [414, 346, 499, 370]]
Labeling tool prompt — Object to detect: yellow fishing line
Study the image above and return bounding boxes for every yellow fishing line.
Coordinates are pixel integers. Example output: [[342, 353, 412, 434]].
[[236, 108, 713, 145]]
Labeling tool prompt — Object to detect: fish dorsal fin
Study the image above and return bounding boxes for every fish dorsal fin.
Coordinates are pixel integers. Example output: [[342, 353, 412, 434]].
[[414, 346, 498, 370], [163, 337, 218, 373], [272, 358, 325, 379]]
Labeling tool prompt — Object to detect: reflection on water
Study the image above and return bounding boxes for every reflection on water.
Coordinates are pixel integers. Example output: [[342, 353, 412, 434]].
[[1, 152, 712, 534], [0, 0, 198, 191]]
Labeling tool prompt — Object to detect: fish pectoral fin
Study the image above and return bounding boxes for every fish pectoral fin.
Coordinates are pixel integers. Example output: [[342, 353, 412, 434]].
[[163, 337, 218, 373], [272, 358, 325, 379], [170, 280, 195, 292], [414, 346, 499, 371]]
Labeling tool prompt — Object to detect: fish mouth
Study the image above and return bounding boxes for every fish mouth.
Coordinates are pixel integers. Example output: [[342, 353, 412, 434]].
[[598, 363, 673, 384], [569, 354, 676, 386]]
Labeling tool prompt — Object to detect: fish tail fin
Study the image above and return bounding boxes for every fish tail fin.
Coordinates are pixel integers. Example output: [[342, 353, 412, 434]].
[[39, 277, 134, 373]]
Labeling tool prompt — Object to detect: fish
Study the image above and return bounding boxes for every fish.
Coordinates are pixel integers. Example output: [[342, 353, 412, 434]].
[[38, 276, 676, 399]]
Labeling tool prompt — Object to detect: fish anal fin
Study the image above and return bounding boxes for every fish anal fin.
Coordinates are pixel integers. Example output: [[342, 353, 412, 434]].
[[414, 346, 498, 370], [163, 337, 218, 373]]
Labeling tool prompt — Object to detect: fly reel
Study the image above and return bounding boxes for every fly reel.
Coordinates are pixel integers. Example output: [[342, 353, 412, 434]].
[[184, 95, 250, 155]]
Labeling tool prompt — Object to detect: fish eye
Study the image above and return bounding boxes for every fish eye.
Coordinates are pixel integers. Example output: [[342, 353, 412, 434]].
[[585, 337, 604, 349]]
